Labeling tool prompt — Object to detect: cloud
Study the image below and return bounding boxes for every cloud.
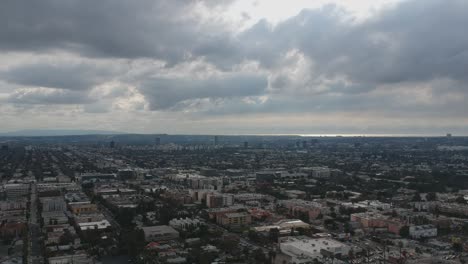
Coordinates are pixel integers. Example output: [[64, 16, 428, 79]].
[[244, 0, 468, 87], [0, 0, 468, 134], [139, 73, 268, 110], [1, 62, 117, 90], [0, 0, 235, 64], [7, 88, 94, 105]]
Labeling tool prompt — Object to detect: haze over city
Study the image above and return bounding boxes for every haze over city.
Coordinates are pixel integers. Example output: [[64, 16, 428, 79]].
[[1, 0, 467, 135]]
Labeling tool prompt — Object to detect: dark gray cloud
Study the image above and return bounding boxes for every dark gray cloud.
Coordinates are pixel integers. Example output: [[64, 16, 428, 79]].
[[2, 63, 115, 90], [331, 0, 468, 85], [200, 86, 468, 120], [1, 0, 467, 86], [239, 0, 468, 87], [0, 0, 234, 64], [139, 74, 268, 110]]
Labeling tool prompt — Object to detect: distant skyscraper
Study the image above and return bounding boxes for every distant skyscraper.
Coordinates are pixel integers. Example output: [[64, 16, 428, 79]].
[[110, 141, 115, 148], [214, 136, 219, 145], [244, 141, 248, 148], [447, 133, 452, 138], [155, 137, 161, 145]]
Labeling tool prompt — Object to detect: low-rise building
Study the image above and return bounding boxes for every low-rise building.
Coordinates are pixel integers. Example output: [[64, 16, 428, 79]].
[[41, 197, 67, 212], [3, 184, 29, 199], [73, 212, 111, 231], [142, 225, 179, 242], [217, 212, 251, 228], [42, 211, 69, 226], [47, 253, 93, 264], [0, 199, 27, 211], [68, 202, 98, 215], [169, 217, 203, 231], [280, 199, 330, 220], [351, 212, 388, 228], [205, 205, 246, 221], [254, 219, 310, 233], [356, 200, 392, 210], [206, 193, 234, 208], [76, 219, 111, 231], [409, 225, 437, 239], [275, 236, 351, 264]]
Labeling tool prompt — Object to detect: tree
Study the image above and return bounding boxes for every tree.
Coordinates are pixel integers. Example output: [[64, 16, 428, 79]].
[[122, 228, 145, 257], [248, 230, 258, 242], [412, 193, 422, 202], [296, 227, 307, 236], [426, 192, 437, 201], [415, 247, 422, 254], [453, 242, 463, 252], [399, 226, 410, 238], [269, 228, 279, 242], [298, 211, 309, 223], [59, 229, 75, 245], [268, 250, 276, 263], [455, 196, 466, 204], [199, 251, 216, 264], [253, 248, 267, 263], [116, 208, 136, 226], [344, 222, 354, 235], [220, 239, 238, 253], [463, 222, 468, 235]]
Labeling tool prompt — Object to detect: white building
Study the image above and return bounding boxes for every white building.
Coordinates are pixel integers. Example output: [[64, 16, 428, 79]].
[[77, 219, 111, 231], [356, 200, 392, 210], [169, 217, 203, 231], [254, 219, 310, 233], [409, 225, 437, 239], [300, 167, 331, 178], [275, 236, 351, 264]]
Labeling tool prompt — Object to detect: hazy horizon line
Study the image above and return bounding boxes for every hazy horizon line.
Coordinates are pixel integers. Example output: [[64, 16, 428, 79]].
[[0, 129, 464, 138]]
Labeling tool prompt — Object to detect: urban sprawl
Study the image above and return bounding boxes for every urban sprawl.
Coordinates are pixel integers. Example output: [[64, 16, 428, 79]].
[[1, 135, 468, 264]]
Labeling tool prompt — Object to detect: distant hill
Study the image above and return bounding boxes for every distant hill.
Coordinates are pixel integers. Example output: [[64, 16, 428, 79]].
[[0, 129, 126, 137]]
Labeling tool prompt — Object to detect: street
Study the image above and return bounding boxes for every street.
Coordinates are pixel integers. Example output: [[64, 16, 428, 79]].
[[28, 183, 42, 264]]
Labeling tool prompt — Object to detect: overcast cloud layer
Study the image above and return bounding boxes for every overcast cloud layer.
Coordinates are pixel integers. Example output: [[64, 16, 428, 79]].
[[0, 0, 467, 135]]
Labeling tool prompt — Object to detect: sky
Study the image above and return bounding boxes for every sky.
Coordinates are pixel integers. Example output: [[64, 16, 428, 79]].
[[0, 0, 467, 135]]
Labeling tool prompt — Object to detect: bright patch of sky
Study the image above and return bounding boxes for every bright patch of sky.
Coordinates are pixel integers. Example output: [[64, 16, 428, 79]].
[[226, 0, 404, 29]]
